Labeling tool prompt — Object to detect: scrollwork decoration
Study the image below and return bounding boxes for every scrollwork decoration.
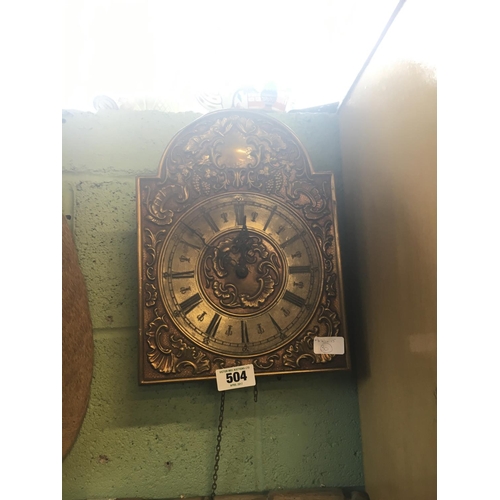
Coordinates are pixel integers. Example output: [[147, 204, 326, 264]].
[[146, 309, 174, 373], [171, 336, 211, 374], [253, 354, 280, 370], [143, 228, 168, 307], [285, 179, 329, 221], [144, 283, 158, 307], [310, 219, 338, 297], [283, 301, 341, 368], [202, 232, 282, 310], [213, 358, 226, 370], [145, 115, 335, 228], [143, 185, 176, 226], [154, 115, 315, 209], [146, 309, 211, 375]]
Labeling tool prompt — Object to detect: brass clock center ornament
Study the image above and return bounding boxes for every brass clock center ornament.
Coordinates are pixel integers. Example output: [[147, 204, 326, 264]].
[[199, 219, 286, 316], [137, 110, 349, 383]]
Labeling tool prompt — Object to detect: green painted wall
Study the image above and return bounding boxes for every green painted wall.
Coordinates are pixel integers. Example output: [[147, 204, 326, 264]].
[[62, 110, 363, 500]]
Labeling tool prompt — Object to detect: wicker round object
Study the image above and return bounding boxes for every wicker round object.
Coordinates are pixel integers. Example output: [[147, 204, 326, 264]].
[[62, 215, 93, 460]]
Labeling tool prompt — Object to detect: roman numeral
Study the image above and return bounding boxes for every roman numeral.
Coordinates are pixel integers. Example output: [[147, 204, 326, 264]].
[[269, 314, 286, 339], [241, 320, 249, 344], [283, 290, 306, 308], [205, 313, 222, 337], [180, 239, 202, 251], [235, 203, 246, 225], [263, 205, 277, 231], [280, 231, 305, 249], [180, 222, 206, 244], [164, 270, 195, 279], [179, 293, 202, 314], [203, 213, 220, 233], [289, 265, 311, 274]]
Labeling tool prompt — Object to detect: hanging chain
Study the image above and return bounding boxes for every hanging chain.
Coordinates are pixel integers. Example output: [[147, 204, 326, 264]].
[[210, 390, 225, 500], [210, 382, 258, 500]]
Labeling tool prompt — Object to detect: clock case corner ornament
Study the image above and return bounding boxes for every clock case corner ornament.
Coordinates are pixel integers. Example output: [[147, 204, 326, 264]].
[[137, 109, 349, 384]]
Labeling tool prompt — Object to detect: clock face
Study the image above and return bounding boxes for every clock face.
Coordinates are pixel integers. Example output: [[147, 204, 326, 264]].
[[158, 192, 323, 357]]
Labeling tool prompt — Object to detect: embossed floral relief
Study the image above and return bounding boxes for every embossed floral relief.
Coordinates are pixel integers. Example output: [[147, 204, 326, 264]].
[[144, 114, 332, 227], [138, 110, 348, 383]]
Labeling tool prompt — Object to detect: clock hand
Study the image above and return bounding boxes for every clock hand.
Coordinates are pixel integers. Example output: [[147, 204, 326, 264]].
[[233, 216, 250, 279]]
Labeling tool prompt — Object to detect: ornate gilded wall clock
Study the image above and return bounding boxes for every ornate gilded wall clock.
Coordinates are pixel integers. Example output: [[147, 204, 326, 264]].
[[137, 110, 349, 384]]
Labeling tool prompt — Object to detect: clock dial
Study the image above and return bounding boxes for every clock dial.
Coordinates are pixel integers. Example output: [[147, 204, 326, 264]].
[[158, 192, 323, 357]]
